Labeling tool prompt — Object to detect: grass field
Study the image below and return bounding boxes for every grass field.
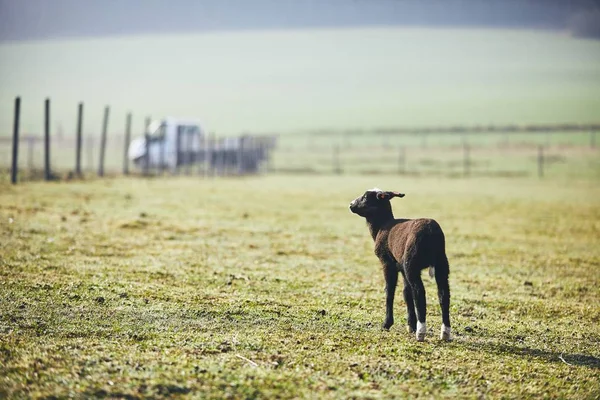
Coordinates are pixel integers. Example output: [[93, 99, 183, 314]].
[[1, 174, 599, 398], [2, 27, 600, 136]]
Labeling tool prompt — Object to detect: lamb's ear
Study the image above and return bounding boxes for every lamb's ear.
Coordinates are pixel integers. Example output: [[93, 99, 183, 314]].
[[377, 191, 403, 200]]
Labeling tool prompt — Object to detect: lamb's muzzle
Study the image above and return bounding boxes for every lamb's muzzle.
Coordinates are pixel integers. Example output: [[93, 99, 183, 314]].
[[350, 188, 452, 342]]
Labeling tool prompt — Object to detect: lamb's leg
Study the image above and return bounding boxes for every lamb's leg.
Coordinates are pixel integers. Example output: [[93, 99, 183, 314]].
[[435, 254, 452, 341], [382, 262, 398, 330], [402, 278, 417, 333], [407, 272, 427, 341]]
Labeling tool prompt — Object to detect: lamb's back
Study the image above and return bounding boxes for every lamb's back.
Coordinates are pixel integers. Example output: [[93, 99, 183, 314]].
[[386, 218, 445, 267]]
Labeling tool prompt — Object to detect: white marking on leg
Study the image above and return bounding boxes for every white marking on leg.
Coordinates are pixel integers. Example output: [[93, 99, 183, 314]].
[[440, 324, 452, 341], [416, 321, 426, 342]]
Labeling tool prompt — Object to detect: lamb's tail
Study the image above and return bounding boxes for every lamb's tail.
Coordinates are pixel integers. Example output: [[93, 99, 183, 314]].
[[430, 252, 449, 280]]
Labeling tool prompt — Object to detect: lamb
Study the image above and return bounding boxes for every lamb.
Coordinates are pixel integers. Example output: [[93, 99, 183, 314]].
[[349, 188, 452, 341]]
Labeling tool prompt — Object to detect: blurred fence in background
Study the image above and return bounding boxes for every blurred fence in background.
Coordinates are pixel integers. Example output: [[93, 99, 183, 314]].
[[0, 97, 277, 183], [269, 127, 600, 180], [1, 96, 599, 182]]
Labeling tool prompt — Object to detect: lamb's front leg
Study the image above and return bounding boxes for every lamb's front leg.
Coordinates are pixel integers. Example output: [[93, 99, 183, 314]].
[[382, 262, 398, 330]]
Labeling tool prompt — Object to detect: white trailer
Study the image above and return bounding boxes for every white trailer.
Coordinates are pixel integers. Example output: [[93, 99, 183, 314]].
[[128, 117, 204, 171]]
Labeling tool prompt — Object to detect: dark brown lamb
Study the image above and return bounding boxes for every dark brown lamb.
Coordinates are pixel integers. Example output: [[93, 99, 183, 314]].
[[349, 188, 452, 341]]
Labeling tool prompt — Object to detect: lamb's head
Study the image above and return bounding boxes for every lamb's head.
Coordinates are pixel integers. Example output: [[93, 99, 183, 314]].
[[349, 188, 405, 218]]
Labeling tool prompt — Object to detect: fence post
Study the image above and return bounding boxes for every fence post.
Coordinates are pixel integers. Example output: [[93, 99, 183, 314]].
[[75, 102, 83, 177], [98, 106, 110, 177], [186, 128, 195, 175], [11, 97, 21, 184], [160, 130, 166, 175], [123, 112, 132, 175], [198, 133, 206, 176], [237, 136, 245, 175], [333, 145, 342, 174], [143, 117, 151, 176], [44, 98, 51, 180], [208, 134, 215, 177], [463, 141, 470, 177], [398, 146, 406, 174], [538, 145, 544, 178]]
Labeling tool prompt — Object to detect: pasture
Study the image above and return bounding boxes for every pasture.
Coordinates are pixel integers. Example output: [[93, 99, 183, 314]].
[[1, 174, 599, 398]]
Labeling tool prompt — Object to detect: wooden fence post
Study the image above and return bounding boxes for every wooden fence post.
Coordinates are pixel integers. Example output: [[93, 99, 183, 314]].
[[538, 145, 544, 178], [186, 128, 194, 175], [44, 98, 51, 181], [143, 117, 151, 176], [160, 130, 166, 175], [11, 97, 21, 184], [75, 102, 83, 177], [98, 106, 110, 177], [123, 112, 132, 175], [208, 134, 215, 177], [198, 133, 205, 176], [237, 136, 245, 175]]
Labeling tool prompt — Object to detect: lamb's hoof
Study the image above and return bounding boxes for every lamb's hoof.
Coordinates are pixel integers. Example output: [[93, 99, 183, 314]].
[[382, 320, 393, 331], [416, 321, 426, 342], [440, 324, 452, 341], [407, 326, 415, 334]]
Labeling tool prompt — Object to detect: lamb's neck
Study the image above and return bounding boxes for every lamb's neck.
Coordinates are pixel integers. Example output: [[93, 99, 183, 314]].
[[366, 213, 394, 241]]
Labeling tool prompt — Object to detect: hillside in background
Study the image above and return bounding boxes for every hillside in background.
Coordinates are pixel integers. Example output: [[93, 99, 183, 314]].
[[1, 0, 599, 42]]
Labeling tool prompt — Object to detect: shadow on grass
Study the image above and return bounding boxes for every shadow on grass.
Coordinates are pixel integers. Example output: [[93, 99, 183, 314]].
[[82, 384, 191, 400], [458, 339, 600, 370]]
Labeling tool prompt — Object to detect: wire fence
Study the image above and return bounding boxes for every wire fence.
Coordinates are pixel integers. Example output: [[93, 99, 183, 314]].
[[2, 96, 599, 183]]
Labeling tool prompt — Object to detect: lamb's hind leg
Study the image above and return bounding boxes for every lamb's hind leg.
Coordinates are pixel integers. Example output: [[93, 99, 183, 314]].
[[407, 268, 427, 341], [435, 253, 452, 341], [401, 273, 417, 333]]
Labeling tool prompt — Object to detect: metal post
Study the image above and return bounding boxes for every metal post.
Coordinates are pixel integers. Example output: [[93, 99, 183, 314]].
[[11, 97, 21, 184], [75, 102, 83, 176], [98, 106, 110, 177], [44, 98, 51, 180], [123, 113, 132, 175]]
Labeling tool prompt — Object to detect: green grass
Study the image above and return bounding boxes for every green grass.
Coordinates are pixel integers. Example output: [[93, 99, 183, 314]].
[[1, 174, 599, 398]]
